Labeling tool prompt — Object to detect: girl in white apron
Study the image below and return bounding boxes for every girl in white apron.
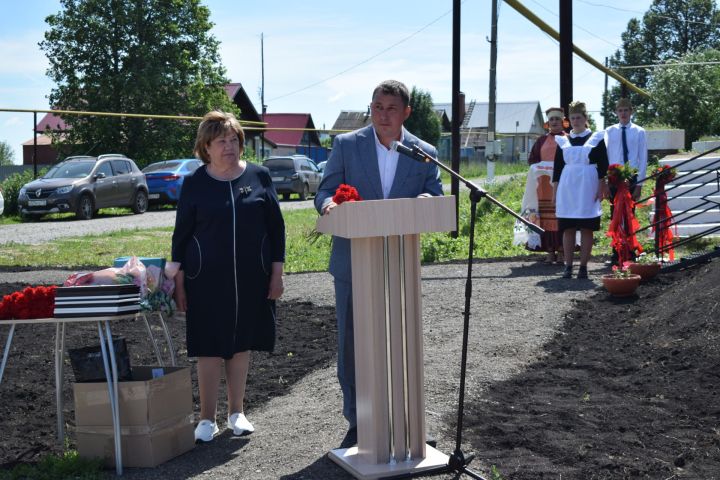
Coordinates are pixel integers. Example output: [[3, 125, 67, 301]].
[[552, 101, 609, 279]]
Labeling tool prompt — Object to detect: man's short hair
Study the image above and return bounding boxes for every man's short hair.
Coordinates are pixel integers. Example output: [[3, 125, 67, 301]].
[[616, 97, 633, 110], [372, 80, 410, 107]]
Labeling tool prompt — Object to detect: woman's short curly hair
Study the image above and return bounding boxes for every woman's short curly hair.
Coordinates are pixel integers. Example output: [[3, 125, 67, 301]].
[[194, 110, 245, 164]]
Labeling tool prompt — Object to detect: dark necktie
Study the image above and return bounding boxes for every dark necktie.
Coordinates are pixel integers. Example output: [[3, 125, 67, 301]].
[[621, 126, 629, 163]]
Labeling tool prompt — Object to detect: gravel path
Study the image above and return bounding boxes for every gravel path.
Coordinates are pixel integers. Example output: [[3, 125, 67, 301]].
[[0, 200, 314, 246], [128, 259, 602, 480], [1, 259, 604, 479]]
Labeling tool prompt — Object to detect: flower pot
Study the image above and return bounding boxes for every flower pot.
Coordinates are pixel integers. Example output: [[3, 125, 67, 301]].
[[601, 274, 641, 297], [628, 262, 661, 281]]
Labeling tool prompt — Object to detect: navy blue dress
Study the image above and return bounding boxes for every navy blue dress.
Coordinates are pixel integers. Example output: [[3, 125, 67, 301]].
[[172, 163, 285, 358]]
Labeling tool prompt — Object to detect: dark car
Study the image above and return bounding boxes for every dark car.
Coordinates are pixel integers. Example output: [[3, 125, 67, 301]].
[[263, 155, 322, 200], [18, 154, 149, 220], [142, 158, 202, 205]]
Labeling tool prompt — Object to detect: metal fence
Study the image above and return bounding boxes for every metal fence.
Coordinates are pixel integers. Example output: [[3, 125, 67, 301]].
[[0, 165, 33, 183]]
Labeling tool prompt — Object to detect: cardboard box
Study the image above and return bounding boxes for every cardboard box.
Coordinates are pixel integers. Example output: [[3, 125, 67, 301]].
[[73, 366, 195, 468]]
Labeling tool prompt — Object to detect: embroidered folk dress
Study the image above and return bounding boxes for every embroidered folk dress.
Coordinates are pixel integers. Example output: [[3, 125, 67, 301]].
[[171, 163, 285, 359], [515, 132, 565, 251], [553, 130, 608, 232]]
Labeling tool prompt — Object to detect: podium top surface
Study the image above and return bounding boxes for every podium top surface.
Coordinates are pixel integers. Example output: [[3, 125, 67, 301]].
[[315, 196, 456, 238]]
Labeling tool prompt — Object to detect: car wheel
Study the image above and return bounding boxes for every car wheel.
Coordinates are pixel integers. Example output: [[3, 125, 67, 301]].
[[132, 190, 148, 214], [76, 195, 94, 220], [299, 183, 309, 201]]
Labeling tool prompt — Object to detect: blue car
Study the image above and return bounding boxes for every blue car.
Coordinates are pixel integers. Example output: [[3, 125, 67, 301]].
[[142, 159, 202, 205]]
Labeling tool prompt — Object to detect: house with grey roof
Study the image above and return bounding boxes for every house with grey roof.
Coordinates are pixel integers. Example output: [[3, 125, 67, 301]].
[[331, 108, 451, 137], [434, 101, 545, 162]]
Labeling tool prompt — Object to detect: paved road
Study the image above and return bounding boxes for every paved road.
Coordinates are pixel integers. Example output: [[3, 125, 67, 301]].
[[0, 175, 516, 246], [0, 199, 315, 246]]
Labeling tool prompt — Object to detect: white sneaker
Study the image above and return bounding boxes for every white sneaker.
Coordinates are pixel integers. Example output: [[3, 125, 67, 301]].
[[227, 412, 255, 436], [194, 419, 219, 442]]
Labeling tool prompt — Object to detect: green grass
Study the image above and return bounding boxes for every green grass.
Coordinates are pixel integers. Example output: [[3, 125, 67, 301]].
[[439, 160, 528, 183], [0, 175, 716, 270], [0, 450, 104, 480]]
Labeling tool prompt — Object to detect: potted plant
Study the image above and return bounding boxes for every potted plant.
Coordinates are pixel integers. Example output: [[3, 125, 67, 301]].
[[601, 264, 641, 297], [628, 253, 662, 281]]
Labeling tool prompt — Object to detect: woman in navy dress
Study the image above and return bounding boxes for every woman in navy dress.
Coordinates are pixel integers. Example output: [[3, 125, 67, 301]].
[[172, 111, 285, 443]]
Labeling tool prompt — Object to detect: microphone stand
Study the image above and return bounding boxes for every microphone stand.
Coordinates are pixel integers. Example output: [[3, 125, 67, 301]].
[[382, 146, 543, 480]]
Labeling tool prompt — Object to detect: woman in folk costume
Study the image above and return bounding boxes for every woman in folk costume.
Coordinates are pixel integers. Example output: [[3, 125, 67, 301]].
[[552, 101, 609, 279], [520, 107, 568, 263]]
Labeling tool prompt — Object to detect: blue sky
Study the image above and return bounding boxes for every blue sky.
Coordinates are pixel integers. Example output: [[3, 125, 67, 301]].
[[0, 0, 655, 164]]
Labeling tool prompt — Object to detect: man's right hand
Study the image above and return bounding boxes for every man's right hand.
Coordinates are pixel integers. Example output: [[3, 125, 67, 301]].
[[322, 201, 338, 215]]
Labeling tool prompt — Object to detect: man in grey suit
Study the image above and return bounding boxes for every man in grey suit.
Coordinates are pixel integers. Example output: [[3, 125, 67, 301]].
[[315, 79, 443, 447]]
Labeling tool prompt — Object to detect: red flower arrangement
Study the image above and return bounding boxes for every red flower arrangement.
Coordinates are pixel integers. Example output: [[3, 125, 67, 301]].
[[653, 165, 678, 260], [332, 184, 363, 205], [0, 285, 57, 320], [606, 164, 642, 265], [607, 163, 637, 186], [655, 165, 676, 184]]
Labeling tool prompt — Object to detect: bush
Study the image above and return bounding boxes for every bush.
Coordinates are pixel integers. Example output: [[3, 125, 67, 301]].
[[0, 168, 46, 216]]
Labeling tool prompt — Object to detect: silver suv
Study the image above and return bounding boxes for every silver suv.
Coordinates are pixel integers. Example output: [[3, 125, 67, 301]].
[[18, 154, 149, 220], [263, 155, 322, 200]]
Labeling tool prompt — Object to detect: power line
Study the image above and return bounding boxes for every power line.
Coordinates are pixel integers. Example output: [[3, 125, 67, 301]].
[[577, 0, 718, 27], [268, 3, 466, 102], [268, 9, 451, 101], [616, 60, 720, 69], [523, 0, 621, 48]]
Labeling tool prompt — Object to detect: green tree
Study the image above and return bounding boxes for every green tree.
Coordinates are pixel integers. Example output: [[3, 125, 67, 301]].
[[650, 48, 720, 147], [405, 87, 441, 146], [40, 0, 238, 167], [0, 141, 15, 166], [603, 0, 720, 125]]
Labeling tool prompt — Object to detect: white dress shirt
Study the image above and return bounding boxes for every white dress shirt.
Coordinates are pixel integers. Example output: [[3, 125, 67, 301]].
[[374, 128, 404, 199], [604, 121, 648, 183]]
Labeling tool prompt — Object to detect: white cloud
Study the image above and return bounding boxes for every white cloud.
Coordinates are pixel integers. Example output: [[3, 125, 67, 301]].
[[2, 116, 24, 127], [0, 36, 49, 78]]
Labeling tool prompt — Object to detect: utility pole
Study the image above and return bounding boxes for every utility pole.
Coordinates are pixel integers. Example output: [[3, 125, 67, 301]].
[[33, 111, 38, 178], [603, 56, 609, 128], [559, 0, 572, 115], [451, 0, 461, 237], [486, 0, 499, 181], [260, 32, 266, 160]]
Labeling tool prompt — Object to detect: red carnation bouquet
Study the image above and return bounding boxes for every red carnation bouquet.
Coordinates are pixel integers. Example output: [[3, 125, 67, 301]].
[[332, 184, 363, 205], [0, 285, 57, 320], [308, 184, 363, 245]]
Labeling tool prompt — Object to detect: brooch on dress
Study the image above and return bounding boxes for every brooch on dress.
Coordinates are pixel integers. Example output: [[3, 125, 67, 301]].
[[239, 186, 252, 196]]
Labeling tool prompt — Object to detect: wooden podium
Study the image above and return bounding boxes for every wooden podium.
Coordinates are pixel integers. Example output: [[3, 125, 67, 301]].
[[316, 196, 456, 479]]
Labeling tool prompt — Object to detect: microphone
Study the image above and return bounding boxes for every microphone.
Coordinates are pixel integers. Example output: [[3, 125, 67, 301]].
[[391, 141, 432, 163]]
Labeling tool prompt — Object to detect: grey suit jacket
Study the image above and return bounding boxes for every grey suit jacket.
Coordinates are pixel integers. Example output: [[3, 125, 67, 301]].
[[314, 125, 443, 282]]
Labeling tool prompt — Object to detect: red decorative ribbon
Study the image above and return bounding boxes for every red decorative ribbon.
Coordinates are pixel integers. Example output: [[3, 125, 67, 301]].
[[607, 180, 643, 265], [332, 184, 363, 205], [653, 171, 676, 261]]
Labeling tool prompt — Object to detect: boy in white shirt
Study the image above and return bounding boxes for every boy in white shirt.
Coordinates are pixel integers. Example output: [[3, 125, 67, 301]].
[[604, 98, 648, 264]]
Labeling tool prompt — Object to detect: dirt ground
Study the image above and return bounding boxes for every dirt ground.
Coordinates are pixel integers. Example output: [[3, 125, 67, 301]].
[[463, 260, 720, 479], [0, 258, 718, 479]]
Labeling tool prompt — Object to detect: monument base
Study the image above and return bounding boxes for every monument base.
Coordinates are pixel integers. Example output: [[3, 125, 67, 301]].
[[328, 445, 449, 479]]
